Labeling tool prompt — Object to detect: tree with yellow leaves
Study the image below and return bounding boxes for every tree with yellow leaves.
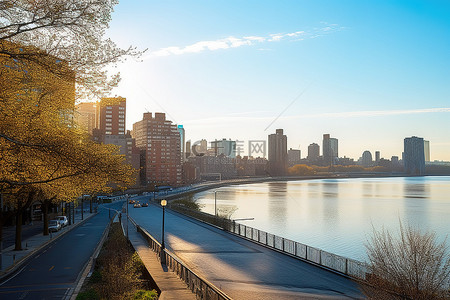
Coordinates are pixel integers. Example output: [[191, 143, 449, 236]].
[[0, 1, 141, 250]]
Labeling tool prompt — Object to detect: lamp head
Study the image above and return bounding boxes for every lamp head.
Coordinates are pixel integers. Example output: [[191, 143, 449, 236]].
[[161, 199, 167, 207]]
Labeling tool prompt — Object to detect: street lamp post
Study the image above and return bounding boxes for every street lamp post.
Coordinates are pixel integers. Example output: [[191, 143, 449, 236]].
[[81, 196, 84, 220], [126, 194, 129, 240], [214, 191, 217, 216], [160, 199, 167, 265]]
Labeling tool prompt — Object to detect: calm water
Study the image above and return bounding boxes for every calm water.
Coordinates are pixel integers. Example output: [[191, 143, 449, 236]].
[[193, 176, 450, 261]]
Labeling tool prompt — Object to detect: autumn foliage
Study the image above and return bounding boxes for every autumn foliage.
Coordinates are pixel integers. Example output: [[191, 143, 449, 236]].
[[0, 0, 139, 249]]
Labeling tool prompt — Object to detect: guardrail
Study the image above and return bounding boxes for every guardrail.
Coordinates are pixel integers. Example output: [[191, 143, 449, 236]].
[[230, 222, 367, 280], [134, 220, 231, 300], [169, 204, 367, 280]]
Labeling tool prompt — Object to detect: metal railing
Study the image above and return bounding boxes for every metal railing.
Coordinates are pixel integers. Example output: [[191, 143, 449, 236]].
[[169, 203, 367, 280], [134, 221, 231, 300], [230, 221, 367, 280]]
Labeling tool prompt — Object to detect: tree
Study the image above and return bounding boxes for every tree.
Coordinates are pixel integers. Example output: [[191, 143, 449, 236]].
[[0, 0, 141, 100], [288, 164, 315, 176], [363, 222, 450, 299], [0, 0, 141, 250]]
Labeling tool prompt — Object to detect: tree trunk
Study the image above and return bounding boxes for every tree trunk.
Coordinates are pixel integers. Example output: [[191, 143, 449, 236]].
[[14, 208, 22, 251], [43, 200, 49, 236]]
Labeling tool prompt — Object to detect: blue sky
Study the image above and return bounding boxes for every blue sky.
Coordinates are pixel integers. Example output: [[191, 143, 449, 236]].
[[106, 0, 450, 161]]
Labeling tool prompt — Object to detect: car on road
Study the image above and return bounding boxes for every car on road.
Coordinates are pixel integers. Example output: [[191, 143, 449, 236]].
[[56, 216, 68, 227], [133, 203, 141, 208], [48, 220, 61, 232], [142, 203, 148, 207]]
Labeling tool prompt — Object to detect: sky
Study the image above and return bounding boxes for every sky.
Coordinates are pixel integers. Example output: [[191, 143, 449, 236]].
[[105, 0, 450, 161]]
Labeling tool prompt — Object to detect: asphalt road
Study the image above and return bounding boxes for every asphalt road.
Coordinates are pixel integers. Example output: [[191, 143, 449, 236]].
[[0, 202, 123, 300], [129, 196, 364, 299]]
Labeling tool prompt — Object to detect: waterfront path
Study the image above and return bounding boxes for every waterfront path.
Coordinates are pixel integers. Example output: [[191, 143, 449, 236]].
[[129, 196, 363, 300]]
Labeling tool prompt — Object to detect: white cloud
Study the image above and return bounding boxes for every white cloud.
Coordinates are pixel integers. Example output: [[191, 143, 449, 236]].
[[144, 25, 339, 58]]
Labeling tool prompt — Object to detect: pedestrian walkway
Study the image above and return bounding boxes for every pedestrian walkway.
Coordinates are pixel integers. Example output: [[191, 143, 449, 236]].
[[0, 211, 96, 280], [124, 217, 196, 300]]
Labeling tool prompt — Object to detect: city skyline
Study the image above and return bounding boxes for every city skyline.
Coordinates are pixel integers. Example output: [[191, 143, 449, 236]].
[[103, 1, 450, 161]]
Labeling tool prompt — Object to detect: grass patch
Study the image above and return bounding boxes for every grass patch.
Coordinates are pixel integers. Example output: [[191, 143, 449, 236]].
[[77, 222, 158, 300]]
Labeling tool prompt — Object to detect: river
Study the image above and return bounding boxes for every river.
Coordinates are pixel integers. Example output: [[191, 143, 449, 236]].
[[192, 176, 450, 261]]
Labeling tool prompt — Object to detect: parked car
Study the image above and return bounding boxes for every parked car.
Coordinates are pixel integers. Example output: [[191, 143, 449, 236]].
[[48, 220, 61, 232], [142, 203, 148, 207], [55, 216, 68, 227]]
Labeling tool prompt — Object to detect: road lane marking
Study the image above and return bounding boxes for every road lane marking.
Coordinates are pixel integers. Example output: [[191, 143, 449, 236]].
[[0, 266, 26, 286], [49, 265, 54, 271]]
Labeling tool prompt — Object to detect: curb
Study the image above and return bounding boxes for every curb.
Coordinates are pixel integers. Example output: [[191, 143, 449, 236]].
[[0, 213, 97, 282], [68, 212, 117, 300]]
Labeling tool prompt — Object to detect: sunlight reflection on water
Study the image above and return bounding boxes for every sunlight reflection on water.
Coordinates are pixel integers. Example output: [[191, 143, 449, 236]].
[[194, 176, 450, 261]]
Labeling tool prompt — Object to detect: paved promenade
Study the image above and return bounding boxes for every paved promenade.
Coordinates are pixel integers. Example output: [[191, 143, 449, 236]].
[[123, 217, 196, 300], [128, 196, 364, 300]]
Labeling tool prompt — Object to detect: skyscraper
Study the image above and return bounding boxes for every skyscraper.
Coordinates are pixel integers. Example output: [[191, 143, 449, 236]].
[[177, 125, 185, 162], [424, 140, 430, 162], [192, 139, 208, 156], [307, 143, 320, 162], [361, 151, 373, 167], [99, 97, 126, 136], [75, 102, 98, 135], [268, 129, 287, 176], [404, 136, 425, 175], [210, 139, 237, 158], [323, 134, 338, 165], [375, 151, 380, 164], [288, 148, 301, 166], [133, 112, 182, 186]]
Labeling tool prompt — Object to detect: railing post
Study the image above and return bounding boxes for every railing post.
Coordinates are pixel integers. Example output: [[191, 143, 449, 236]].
[[258, 229, 260, 242], [345, 258, 348, 275], [244, 225, 247, 237], [282, 238, 284, 251]]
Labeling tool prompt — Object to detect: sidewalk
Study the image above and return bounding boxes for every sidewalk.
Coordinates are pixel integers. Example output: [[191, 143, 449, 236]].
[[124, 217, 196, 300], [0, 211, 96, 280]]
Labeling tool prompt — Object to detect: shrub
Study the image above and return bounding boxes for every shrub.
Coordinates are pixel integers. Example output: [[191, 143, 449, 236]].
[[76, 288, 99, 300], [133, 289, 158, 300], [363, 222, 450, 299]]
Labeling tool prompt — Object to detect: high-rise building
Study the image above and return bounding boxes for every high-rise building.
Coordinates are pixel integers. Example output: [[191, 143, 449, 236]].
[[424, 140, 430, 162], [323, 134, 338, 165], [177, 125, 185, 162], [288, 148, 301, 166], [193, 139, 208, 156], [210, 139, 237, 158], [132, 112, 181, 186], [404, 136, 425, 175], [361, 151, 373, 167], [99, 97, 126, 136], [307, 143, 320, 162], [375, 151, 380, 164], [186, 140, 192, 158], [268, 129, 287, 176], [75, 102, 98, 135], [104, 130, 140, 169]]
